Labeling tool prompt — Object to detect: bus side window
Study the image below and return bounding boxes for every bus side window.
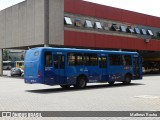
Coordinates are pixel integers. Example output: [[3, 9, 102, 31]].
[[122, 55, 132, 66], [84, 53, 98, 66], [90, 54, 98, 66], [68, 53, 83, 66], [45, 52, 52, 67], [99, 56, 107, 68], [76, 54, 83, 65], [84, 54, 90, 66], [54, 55, 58, 69], [109, 54, 122, 66], [60, 56, 65, 69]]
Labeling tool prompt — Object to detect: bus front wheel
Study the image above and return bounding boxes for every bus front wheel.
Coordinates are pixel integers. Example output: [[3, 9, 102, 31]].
[[123, 75, 131, 85], [74, 76, 87, 89]]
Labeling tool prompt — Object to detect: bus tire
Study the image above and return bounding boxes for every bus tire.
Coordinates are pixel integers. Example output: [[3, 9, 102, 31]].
[[123, 75, 131, 85], [60, 85, 71, 89], [108, 81, 115, 85], [75, 76, 87, 89]]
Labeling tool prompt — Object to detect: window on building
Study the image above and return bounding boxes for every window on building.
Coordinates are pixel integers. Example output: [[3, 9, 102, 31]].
[[64, 17, 72, 25], [94, 22, 102, 29], [109, 54, 122, 66], [157, 32, 160, 37], [122, 55, 132, 66], [84, 20, 93, 28], [147, 30, 154, 36], [120, 25, 126, 32], [75, 18, 82, 27], [141, 29, 147, 35], [112, 24, 120, 31], [84, 53, 98, 66], [127, 26, 134, 33], [135, 27, 141, 34]]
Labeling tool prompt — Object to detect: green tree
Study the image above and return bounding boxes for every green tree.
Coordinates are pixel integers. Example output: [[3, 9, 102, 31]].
[[21, 54, 24, 61], [3, 49, 9, 61]]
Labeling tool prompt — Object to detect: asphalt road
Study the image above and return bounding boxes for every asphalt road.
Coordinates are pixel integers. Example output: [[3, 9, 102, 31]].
[[0, 75, 160, 120]]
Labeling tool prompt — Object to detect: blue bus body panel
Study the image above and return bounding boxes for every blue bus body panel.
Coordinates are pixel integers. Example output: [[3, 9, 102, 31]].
[[24, 48, 44, 84]]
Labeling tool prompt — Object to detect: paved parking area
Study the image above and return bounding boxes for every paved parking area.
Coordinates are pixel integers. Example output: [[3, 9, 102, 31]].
[[0, 75, 160, 119]]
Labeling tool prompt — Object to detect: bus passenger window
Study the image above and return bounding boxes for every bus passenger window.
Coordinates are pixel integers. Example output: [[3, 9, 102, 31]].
[[54, 56, 58, 69], [99, 57, 107, 68], [60, 56, 65, 69], [84, 54, 90, 66], [84, 54, 98, 66], [68, 53, 76, 66], [68, 53, 83, 66], [123, 55, 132, 66], [109, 54, 122, 66], [90, 54, 98, 66], [45, 52, 52, 67], [76, 54, 83, 65]]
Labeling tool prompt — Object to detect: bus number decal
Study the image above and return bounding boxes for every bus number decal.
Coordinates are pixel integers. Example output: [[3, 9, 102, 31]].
[[57, 52, 62, 54], [80, 68, 88, 72], [45, 67, 52, 71]]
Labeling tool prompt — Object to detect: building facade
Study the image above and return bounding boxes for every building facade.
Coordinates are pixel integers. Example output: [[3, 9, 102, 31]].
[[64, 0, 160, 51], [1, 0, 160, 75]]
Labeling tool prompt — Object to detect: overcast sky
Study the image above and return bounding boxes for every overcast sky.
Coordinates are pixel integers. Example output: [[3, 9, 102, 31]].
[[0, 0, 24, 10], [0, 0, 160, 17]]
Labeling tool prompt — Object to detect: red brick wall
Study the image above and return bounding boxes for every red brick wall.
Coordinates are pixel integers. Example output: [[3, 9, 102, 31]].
[[64, 30, 160, 51]]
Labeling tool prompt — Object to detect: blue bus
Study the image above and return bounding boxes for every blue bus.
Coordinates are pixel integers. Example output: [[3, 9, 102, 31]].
[[24, 47, 142, 88]]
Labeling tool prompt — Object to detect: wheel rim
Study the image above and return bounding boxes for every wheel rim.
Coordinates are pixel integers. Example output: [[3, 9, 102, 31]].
[[125, 76, 131, 84], [79, 78, 86, 87]]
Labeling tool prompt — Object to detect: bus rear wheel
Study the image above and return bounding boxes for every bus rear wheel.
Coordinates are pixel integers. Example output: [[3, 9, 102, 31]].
[[74, 76, 87, 89], [108, 81, 115, 85], [60, 85, 71, 89], [123, 75, 131, 85]]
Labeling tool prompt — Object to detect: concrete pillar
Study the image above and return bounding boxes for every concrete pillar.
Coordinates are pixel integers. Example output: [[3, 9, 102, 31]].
[[0, 49, 3, 76], [44, 0, 49, 48], [44, 44, 49, 47]]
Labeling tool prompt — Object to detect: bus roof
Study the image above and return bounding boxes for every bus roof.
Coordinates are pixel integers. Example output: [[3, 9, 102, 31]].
[[29, 47, 138, 55]]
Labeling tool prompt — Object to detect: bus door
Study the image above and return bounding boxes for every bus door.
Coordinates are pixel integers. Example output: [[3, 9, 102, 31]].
[[133, 56, 140, 79], [44, 52, 54, 84], [83, 53, 99, 82], [108, 54, 124, 81], [99, 56, 108, 82], [53, 54, 65, 84]]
